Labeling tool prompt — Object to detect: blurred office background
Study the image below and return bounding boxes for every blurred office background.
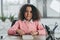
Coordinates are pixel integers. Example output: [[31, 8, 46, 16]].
[[0, 0, 60, 39]]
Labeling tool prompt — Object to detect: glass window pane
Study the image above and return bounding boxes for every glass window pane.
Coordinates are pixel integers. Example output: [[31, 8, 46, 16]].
[[47, 0, 60, 17], [0, 0, 1, 16], [30, 0, 43, 17], [7, 0, 19, 4], [19, 0, 27, 4], [3, 0, 27, 18], [37, 0, 43, 17]]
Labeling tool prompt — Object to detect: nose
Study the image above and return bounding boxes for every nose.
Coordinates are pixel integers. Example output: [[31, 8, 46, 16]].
[[27, 12, 30, 16]]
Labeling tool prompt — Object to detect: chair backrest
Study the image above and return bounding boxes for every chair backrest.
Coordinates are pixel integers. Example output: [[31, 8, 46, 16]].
[[11, 20, 17, 26], [45, 25, 50, 34]]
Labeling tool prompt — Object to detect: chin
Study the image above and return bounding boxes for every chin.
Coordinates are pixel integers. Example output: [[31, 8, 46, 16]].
[[27, 19, 31, 21]]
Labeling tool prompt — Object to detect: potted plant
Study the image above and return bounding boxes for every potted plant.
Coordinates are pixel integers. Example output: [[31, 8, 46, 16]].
[[9, 15, 15, 22], [0, 16, 7, 22]]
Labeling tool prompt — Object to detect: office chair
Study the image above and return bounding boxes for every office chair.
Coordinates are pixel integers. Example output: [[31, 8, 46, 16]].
[[45, 24, 58, 40]]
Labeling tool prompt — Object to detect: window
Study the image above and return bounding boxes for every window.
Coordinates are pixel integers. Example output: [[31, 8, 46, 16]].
[[1, 0, 60, 19], [3, 0, 27, 18], [30, 0, 60, 18], [47, 0, 60, 17], [0, 0, 1, 16]]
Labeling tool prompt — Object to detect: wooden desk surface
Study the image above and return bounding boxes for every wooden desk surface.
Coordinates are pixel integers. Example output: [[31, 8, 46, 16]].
[[1, 35, 46, 40]]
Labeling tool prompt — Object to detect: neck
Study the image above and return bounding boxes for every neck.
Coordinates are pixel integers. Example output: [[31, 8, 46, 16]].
[[26, 19, 30, 22], [25, 19, 31, 22]]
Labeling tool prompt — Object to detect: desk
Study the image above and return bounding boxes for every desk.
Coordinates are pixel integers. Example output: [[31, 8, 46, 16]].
[[1, 35, 46, 40]]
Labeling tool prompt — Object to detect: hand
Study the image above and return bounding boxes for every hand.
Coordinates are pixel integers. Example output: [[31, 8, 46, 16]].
[[30, 31, 38, 36], [16, 29, 25, 35]]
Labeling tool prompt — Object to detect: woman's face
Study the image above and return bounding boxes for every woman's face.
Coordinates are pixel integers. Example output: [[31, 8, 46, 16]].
[[24, 6, 32, 21]]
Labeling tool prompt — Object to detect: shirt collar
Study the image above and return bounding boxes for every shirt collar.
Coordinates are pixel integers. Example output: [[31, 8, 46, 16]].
[[23, 19, 33, 23]]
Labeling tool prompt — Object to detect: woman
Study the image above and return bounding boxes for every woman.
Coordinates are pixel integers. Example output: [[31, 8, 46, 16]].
[[8, 4, 47, 36]]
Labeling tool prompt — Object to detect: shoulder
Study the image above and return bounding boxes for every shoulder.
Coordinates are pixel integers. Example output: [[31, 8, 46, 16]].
[[33, 20, 42, 25], [15, 20, 22, 23], [33, 20, 39, 25], [33, 20, 39, 23], [17, 20, 23, 22]]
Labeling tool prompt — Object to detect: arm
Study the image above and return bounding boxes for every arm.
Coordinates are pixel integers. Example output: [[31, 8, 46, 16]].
[[8, 21, 19, 35], [16, 29, 25, 35], [37, 22, 47, 35]]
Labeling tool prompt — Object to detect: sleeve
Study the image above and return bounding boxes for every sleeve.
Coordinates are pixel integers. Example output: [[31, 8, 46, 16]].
[[8, 21, 20, 35], [37, 21, 47, 35]]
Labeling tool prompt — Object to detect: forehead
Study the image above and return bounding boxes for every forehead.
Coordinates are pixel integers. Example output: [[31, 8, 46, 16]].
[[26, 6, 32, 11]]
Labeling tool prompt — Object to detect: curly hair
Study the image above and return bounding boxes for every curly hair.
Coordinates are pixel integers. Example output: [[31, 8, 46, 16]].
[[18, 4, 41, 21]]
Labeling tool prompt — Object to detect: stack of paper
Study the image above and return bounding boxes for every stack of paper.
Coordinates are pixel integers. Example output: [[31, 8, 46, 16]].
[[22, 35, 34, 39]]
